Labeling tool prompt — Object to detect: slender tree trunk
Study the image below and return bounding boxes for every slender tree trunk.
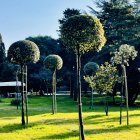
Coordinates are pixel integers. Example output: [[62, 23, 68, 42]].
[[69, 74, 72, 97], [16, 71, 19, 110], [21, 64, 25, 125], [25, 65, 28, 124], [54, 69, 57, 113], [73, 64, 77, 101], [76, 49, 85, 140], [122, 64, 129, 125], [120, 69, 124, 125], [104, 94, 108, 116], [91, 88, 93, 109], [52, 71, 55, 114]]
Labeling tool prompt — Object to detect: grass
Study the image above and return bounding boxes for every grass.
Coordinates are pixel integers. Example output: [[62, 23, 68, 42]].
[[0, 95, 140, 140]]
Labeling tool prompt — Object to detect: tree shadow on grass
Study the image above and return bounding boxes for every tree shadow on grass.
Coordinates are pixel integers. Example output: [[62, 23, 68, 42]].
[[37, 124, 140, 140], [83, 114, 120, 125], [84, 113, 140, 125], [0, 117, 16, 120], [37, 130, 79, 140], [0, 122, 37, 133], [86, 123, 140, 135], [43, 118, 78, 125]]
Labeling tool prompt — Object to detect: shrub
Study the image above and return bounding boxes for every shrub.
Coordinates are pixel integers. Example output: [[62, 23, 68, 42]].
[[11, 99, 20, 106]]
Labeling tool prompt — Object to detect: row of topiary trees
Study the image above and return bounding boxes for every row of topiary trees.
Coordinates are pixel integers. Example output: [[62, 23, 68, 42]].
[[84, 44, 137, 126], [59, 12, 138, 139], [7, 14, 106, 140], [6, 12, 137, 140], [7, 40, 63, 125]]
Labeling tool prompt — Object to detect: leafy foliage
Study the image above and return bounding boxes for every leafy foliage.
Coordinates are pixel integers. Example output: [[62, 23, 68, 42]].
[[84, 62, 119, 94], [59, 8, 81, 25], [83, 62, 99, 76], [59, 15, 106, 54], [111, 44, 138, 66], [8, 40, 40, 65], [88, 0, 140, 104], [44, 55, 63, 70]]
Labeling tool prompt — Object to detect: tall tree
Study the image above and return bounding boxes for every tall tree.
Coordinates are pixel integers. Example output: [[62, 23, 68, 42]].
[[112, 44, 137, 125], [59, 8, 81, 101], [44, 54, 63, 114], [59, 14, 106, 140], [83, 62, 99, 109], [8, 40, 40, 125]]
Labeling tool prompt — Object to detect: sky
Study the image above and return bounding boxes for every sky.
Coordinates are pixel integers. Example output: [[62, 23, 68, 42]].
[[0, 0, 95, 50]]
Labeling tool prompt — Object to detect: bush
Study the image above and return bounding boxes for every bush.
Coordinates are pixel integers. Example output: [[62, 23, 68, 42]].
[[11, 99, 20, 106]]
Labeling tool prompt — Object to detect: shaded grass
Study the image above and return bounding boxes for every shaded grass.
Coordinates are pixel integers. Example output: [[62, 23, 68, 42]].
[[0, 95, 140, 140]]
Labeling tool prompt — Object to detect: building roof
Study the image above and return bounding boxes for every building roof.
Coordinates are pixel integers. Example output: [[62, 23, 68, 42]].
[[0, 81, 25, 87]]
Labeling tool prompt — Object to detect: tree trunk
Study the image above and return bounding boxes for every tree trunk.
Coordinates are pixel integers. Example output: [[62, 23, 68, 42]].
[[122, 65, 129, 125], [25, 65, 28, 124], [54, 69, 57, 113], [52, 71, 55, 114], [120, 69, 124, 125], [76, 49, 85, 140], [16, 71, 19, 110], [73, 65, 77, 101], [91, 88, 93, 109], [21, 64, 25, 125], [104, 94, 108, 116]]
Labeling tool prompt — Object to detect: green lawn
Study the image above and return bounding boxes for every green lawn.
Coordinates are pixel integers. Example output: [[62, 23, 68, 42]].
[[0, 95, 140, 140]]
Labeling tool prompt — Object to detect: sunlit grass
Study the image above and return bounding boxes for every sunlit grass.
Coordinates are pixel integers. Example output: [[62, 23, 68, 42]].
[[0, 95, 140, 140]]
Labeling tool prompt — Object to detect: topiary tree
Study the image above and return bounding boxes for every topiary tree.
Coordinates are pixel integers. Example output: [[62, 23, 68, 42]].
[[111, 44, 137, 125], [8, 40, 40, 125], [84, 62, 119, 116], [44, 54, 63, 114], [59, 14, 106, 140], [83, 62, 99, 109]]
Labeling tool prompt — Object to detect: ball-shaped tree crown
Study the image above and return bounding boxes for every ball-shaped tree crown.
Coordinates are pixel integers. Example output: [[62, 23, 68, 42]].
[[84, 62, 99, 76], [8, 40, 40, 65], [44, 54, 63, 70], [111, 44, 137, 66], [59, 15, 106, 54]]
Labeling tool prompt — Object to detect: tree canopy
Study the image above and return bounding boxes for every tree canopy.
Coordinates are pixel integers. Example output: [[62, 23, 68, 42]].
[[84, 62, 119, 94], [8, 40, 40, 65], [83, 62, 99, 76], [44, 54, 63, 71], [59, 15, 106, 54]]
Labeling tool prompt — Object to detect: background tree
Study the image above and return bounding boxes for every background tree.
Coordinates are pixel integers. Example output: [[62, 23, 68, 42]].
[[112, 44, 137, 125], [7, 40, 40, 125], [89, 0, 140, 104], [83, 62, 99, 109], [59, 8, 81, 24], [59, 8, 81, 101], [84, 62, 119, 116], [26, 35, 75, 93], [134, 0, 140, 14], [59, 14, 106, 140], [44, 54, 63, 114], [0, 34, 6, 64]]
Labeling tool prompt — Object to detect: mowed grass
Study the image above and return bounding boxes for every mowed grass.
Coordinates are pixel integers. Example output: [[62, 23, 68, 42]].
[[0, 95, 140, 140]]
